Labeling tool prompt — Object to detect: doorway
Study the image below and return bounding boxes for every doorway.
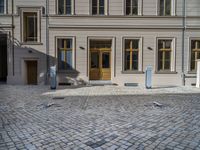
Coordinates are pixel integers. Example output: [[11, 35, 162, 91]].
[[89, 40, 112, 80], [26, 61, 37, 85], [0, 34, 7, 82]]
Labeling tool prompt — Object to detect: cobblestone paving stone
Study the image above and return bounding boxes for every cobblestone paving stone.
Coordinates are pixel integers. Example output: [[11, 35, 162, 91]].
[[0, 85, 200, 150]]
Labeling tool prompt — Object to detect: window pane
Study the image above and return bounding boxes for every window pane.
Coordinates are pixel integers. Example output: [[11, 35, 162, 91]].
[[99, 6, 104, 15], [160, 0, 164, 16], [165, 51, 171, 69], [126, 0, 131, 7], [165, 0, 171, 15], [92, 7, 97, 15], [165, 40, 172, 49], [66, 6, 71, 14], [132, 0, 138, 7], [125, 51, 130, 70], [66, 0, 71, 14], [92, 0, 97, 15], [58, 0, 64, 14], [102, 52, 110, 68], [99, 0, 104, 6], [191, 52, 195, 71], [132, 51, 138, 70], [197, 41, 200, 49], [132, 40, 139, 49], [132, 7, 138, 15], [24, 12, 38, 42], [66, 50, 72, 70], [67, 39, 72, 48], [125, 40, 131, 49], [126, 0, 131, 15], [58, 39, 73, 70], [0, 0, 4, 13], [91, 52, 99, 68], [158, 40, 163, 49], [92, 0, 97, 6], [126, 6, 131, 15], [132, 0, 138, 15], [66, 0, 71, 5], [191, 40, 196, 49], [58, 50, 65, 70], [158, 51, 163, 70]]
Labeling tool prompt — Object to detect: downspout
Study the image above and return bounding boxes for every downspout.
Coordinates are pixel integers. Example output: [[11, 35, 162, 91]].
[[12, 0, 14, 76], [46, 0, 49, 84], [182, 0, 186, 85]]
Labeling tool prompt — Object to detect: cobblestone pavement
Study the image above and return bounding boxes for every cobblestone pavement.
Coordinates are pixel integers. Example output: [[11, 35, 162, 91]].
[[0, 85, 200, 150]]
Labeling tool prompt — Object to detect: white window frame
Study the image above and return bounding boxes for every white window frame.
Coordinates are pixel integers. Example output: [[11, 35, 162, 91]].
[[124, 0, 143, 16], [157, 0, 176, 16], [55, 36, 76, 72], [56, 0, 75, 15], [20, 8, 41, 43], [90, 0, 108, 15], [188, 38, 200, 73], [0, 0, 7, 14], [156, 38, 176, 73], [122, 37, 143, 73]]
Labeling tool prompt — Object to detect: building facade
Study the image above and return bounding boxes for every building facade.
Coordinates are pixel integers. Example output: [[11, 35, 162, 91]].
[[0, 0, 200, 86]]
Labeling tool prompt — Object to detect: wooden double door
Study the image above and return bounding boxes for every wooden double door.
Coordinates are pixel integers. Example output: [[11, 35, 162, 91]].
[[90, 49, 111, 80]]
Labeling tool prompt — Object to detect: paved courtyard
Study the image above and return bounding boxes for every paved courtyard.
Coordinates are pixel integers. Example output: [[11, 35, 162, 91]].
[[0, 85, 200, 150]]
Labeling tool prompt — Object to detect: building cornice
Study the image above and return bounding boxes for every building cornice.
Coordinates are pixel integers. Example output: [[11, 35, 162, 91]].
[[49, 25, 184, 29]]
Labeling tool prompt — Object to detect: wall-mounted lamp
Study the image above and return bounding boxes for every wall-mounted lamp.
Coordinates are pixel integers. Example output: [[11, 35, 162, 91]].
[[79, 46, 85, 50], [147, 47, 153, 51]]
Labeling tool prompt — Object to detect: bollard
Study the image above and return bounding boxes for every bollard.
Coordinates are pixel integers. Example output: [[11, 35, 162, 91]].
[[50, 65, 57, 90], [145, 66, 152, 89], [196, 60, 200, 88]]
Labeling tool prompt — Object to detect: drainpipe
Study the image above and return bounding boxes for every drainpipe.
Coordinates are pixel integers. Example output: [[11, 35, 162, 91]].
[[46, 0, 49, 84], [11, 0, 14, 76], [182, 0, 186, 86]]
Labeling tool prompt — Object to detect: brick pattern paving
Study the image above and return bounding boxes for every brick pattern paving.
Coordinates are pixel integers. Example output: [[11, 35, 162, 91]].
[[0, 85, 200, 150]]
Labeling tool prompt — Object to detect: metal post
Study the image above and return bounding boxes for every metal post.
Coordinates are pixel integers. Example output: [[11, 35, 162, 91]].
[[145, 66, 152, 89]]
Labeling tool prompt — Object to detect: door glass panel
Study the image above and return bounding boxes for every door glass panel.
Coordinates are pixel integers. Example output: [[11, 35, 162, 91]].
[[91, 52, 99, 68], [102, 52, 110, 68]]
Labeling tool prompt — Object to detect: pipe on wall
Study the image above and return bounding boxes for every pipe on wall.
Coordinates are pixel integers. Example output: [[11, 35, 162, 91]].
[[46, 0, 50, 84], [12, 0, 14, 76], [182, 0, 186, 86]]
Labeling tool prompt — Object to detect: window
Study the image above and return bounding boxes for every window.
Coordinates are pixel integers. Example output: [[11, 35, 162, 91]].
[[158, 40, 173, 71], [0, 0, 4, 14], [92, 0, 105, 15], [124, 39, 140, 71], [126, 0, 138, 15], [58, 0, 72, 15], [23, 12, 38, 42], [191, 40, 200, 71], [58, 39, 74, 70], [159, 0, 172, 16]]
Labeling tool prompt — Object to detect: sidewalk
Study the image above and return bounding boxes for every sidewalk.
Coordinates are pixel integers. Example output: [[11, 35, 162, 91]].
[[42, 85, 200, 97]]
